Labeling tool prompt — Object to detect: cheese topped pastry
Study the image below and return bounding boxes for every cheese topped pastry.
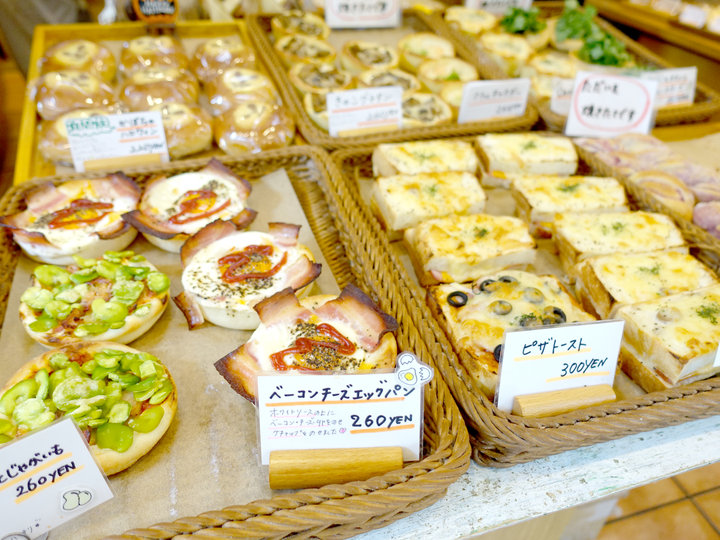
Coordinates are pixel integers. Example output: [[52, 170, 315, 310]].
[[40, 39, 117, 83], [356, 68, 421, 95], [120, 36, 189, 74], [206, 68, 278, 115], [151, 103, 213, 160], [402, 93, 453, 128], [404, 213, 536, 285], [340, 41, 399, 73], [373, 140, 478, 177], [478, 32, 533, 76], [417, 58, 478, 94], [398, 33, 455, 73], [444, 6, 497, 35], [271, 11, 330, 40], [119, 67, 199, 111], [288, 63, 353, 95], [274, 35, 336, 67], [33, 71, 115, 121], [191, 36, 256, 83]]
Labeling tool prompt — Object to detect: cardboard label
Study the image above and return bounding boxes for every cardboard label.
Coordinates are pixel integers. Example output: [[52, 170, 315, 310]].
[[495, 320, 624, 413], [66, 111, 169, 173], [0, 418, 113, 539], [325, 0, 401, 28], [550, 77, 575, 116], [256, 352, 433, 464], [564, 72, 658, 137], [640, 67, 697, 107], [327, 86, 402, 137], [464, 0, 531, 15], [458, 79, 530, 123], [679, 3, 707, 28]]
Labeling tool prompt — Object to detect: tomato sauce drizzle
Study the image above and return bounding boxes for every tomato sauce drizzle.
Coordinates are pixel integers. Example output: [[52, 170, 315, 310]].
[[169, 190, 231, 225], [218, 244, 287, 283], [47, 199, 113, 229], [270, 323, 356, 371]]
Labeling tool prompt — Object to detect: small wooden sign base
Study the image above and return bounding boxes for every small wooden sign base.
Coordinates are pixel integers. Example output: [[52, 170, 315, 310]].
[[512, 384, 616, 418], [268, 447, 403, 490]]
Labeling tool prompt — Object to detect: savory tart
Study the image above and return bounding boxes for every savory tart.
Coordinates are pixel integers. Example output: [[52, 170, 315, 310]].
[[151, 103, 213, 160], [174, 220, 321, 330], [19, 250, 170, 347], [274, 35, 336, 68], [417, 58, 478, 94], [119, 35, 189, 74], [214, 100, 295, 156], [214, 285, 398, 401], [397, 33, 455, 73], [498, 6, 552, 50], [404, 213, 536, 285], [191, 35, 256, 84], [340, 41, 399, 74], [444, 6, 497, 35], [271, 10, 330, 40], [402, 92, 453, 128], [526, 50, 578, 79], [478, 32, 533, 77], [122, 159, 255, 253], [439, 82, 465, 118], [288, 63, 353, 95], [303, 92, 329, 130], [33, 71, 115, 121], [40, 39, 117, 83], [428, 270, 594, 398], [356, 68, 421, 95], [0, 175, 140, 265], [119, 67, 200, 111], [206, 68, 278, 116], [0, 342, 177, 476], [372, 139, 478, 176]]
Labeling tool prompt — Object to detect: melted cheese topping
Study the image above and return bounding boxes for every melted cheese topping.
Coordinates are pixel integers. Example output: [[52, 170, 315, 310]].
[[477, 133, 578, 175], [201, 36, 246, 57], [444, 6, 497, 35], [399, 33, 454, 59], [221, 68, 270, 94], [231, 101, 275, 129], [373, 140, 478, 175], [479, 33, 532, 61], [555, 211, 686, 256], [359, 68, 420, 92], [418, 58, 478, 83], [154, 103, 196, 128], [43, 71, 100, 92], [529, 51, 577, 78], [276, 35, 335, 62], [128, 36, 177, 55], [51, 40, 99, 67], [344, 41, 397, 69], [511, 175, 627, 213], [131, 67, 182, 84], [403, 93, 452, 125]]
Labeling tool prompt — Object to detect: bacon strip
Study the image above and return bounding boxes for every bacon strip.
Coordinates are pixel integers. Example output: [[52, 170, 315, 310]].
[[180, 220, 238, 267], [268, 222, 301, 247], [172, 291, 205, 330], [96, 220, 132, 240], [122, 210, 180, 240], [214, 347, 257, 401], [254, 287, 313, 326], [204, 158, 252, 200], [230, 208, 258, 229], [277, 257, 322, 291]]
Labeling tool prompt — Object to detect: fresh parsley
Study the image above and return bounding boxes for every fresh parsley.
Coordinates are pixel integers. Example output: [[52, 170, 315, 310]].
[[473, 227, 489, 239], [697, 303, 720, 324], [425, 184, 439, 196], [558, 182, 580, 193], [445, 70, 461, 81], [522, 140, 537, 151], [555, 0, 600, 42], [638, 263, 661, 275], [577, 32, 632, 67], [500, 6, 547, 34]]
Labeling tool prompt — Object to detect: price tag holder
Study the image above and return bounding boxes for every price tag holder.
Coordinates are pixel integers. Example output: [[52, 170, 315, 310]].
[[256, 352, 434, 464], [66, 111, 169, 173], [495, 320, 624, 413], [679, 3, 707, 28], [464, 0, 531, 15], [0, 418, 113, 539], [550, 77, 575, 116], [325, 0, 401, 28], [327, 86, 402, 137], [458, 79, 530, 123], [639, 67, 697, 107], [564, 71, 658, 138]]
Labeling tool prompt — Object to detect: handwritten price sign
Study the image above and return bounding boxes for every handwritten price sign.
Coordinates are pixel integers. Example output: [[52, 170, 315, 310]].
[[256, 353, 433, 464], [640, 67, 697, 107], [325, 0, 401, 28], [495, 320, 624, 412], [327, 86, 402, 137], [464, 0, 531, 15], [458, 79, 530, 123]]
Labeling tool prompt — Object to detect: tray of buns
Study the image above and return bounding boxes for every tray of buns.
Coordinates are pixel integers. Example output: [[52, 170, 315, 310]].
[[330, 133, 720, 467], [0, 146, 470, 537], [427, 1, 720, 130], [14, 20, 296, 185], [246, 10, 538, 150]]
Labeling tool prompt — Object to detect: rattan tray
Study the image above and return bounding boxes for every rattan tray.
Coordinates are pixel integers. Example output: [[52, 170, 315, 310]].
[[0, 146, 470, 537], [330, 141, 720, 467], [429, 1, 720, 130], [245, 11, 538, 150]]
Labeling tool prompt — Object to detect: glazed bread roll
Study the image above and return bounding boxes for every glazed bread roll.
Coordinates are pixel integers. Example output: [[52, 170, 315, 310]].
[[205, 68, 278, 116], [40, 39, 117, 83], [33, 70, 115, 121], [120, 35, 189, 74], [214, 101, 295, 156], [120, 67, 199, 111], [191, 35, 256, 83], [152, 103, 213, 159]]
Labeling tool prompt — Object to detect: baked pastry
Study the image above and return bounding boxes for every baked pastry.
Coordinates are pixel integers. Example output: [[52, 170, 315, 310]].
[[478, 32, 533, 76], [428, 270, 594, 398], [174, 220, 321, 330], [553, 211, 687, 276], [303, 92, 329, 130], [40, 39, 117, 83], [628, 170, 696, 221], [214, 100, 295, 156], [498, 6, 551, 50], [694, 202, 720, 239], [119, 35, 189, 74], [119, 67, 199, 111], [0, 176, 140, 265], [356, 68, 421, 95], [404, 213, 536, 285], [274, 35, 336, 68], [510, 175, 628, 237], [191, 35, 256, 83], [152, 103, 213, 159], [122, 159, 256, 253], [206, 68, 278, 116], [288, 63, 353, 95], [398, 33, 455, 73], [373, 139, 478, 176], [575, 251, 718, 319], [476, 133, 578, 188], [444, 6, 497, 35], [439, 82, 465, 119], [0, 342, 177, 475], [371, 172, 486, 238], [617, 284, 720, 392], [340, 41, 399, 74], [33, 71, 115, 121], [525, 50, 578, 79], [402, 92, 453, 128], [19, 250, 170, 347], [271, 10, 330, 40], [214, 285, 398, 401], [417, 58, 478, 94]]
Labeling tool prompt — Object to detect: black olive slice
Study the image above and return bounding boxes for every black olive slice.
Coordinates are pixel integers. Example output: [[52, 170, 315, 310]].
[[541, 306, 567, 324], [493, 344, 503, 362], [473, 278, 496, 294], [498, 275, 518, 283], [523, 287, 544, 304], [489, 300, 512, 316], [519, 314, 542, 327], [447, 291, 468, 307]]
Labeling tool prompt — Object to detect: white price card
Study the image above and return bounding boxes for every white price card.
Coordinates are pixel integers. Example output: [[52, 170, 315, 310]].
[[495, 320, 624, 413], [256, 352, 433, 464], [464, 0, 531, 15], [651, 0, 682, 14], [325, 0, 401, 28], [327, 86, 402, 137], [458, 79, 530, 123], [550, 77, 575, 116], [66, 111, 169, 173], [0, 418, 113, 539], [708, 16, 720, 34], [564, 71, 658, 138], [640, 67, 697, 107], [679, 3, 707, 28]]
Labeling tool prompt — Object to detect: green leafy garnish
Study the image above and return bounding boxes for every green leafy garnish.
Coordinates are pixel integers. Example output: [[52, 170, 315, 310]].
[[558, 182, 580, 193], [500, 7, 547, 34], [577, 32, 632, 67], [445, 70, 461, 81], [522, 140, 537, 150], [697, 303, 720, 324], [473, 227, 488, 239], [638, 264, 661, 275], [425, 184, 439, 196], [412, 151, 435, 161], [555, 0, 599, 42]]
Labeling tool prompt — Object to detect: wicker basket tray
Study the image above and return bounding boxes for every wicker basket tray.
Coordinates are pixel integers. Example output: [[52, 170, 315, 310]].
[[245, 11, 538, 150], [0, 146, 470, 537], [429, 1, 720, 130], [330, 142, 720, 467]]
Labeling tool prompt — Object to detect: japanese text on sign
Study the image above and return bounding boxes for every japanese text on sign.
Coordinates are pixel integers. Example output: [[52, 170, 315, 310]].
[[639, 67, 697, 107], [256, 352, 433, 464], [0, 418, 113, 539], [325, 0, 400, 28], [464, 0, 531, 15], [327, 86, 402, 137], [458, 79, 530, 123], [564, 72, 658, 137], [550, 77, 574, 116], [66, 111, 169, 173], [495, 320, 624, 412]]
